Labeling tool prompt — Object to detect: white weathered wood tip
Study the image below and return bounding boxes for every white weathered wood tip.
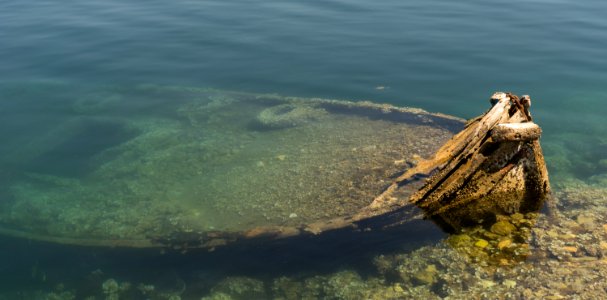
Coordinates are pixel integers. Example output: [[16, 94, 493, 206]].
[[491, 122, 541, 142]]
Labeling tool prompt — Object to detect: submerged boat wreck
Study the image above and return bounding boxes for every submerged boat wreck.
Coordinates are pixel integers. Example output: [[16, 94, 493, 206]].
[[372, 92, 550, 231], [0, 86, 549, 249]]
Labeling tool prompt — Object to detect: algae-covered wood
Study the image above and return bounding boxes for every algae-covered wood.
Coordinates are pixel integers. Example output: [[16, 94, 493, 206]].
[[374, 92, 550, 231]]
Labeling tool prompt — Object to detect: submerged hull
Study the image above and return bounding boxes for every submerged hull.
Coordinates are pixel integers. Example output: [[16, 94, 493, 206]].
[[0, 85, 460, 249], [0, 87, 548, 249]]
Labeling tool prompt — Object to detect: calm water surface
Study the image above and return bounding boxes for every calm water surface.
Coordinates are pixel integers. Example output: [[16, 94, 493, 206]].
[[1, 0, 607, 298]]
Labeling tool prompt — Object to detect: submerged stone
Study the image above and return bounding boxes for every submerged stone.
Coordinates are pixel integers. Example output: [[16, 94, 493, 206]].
[[209, 277, 266, 300], [491, 221, 517, 236], [576, 214, 596, 230], [511, 213, 525, 221], [412, 265, 438, 285], [448, 233, 472, 248], [474, 239, 489, 248], [497, 239, 513, 250]]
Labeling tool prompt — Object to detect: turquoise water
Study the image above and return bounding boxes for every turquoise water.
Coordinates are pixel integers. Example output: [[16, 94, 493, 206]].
[[3, 0, 607, 132], [2, 0, 607, 298]]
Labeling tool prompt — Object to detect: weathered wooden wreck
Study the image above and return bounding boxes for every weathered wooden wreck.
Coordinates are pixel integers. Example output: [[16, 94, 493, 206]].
[[0, 89, 549, 249], [371, 92, 550, 231]]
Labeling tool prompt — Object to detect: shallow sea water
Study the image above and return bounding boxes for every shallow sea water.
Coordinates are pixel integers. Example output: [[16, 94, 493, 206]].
[[1, 0, 607, 299]]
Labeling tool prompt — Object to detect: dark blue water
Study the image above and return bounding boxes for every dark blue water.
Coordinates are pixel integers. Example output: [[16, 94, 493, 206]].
[[2, 0, 607, 298]]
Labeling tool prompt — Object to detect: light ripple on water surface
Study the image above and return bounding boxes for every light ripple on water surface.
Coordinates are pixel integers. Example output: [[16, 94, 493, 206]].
[[2, 0, 607, 297]]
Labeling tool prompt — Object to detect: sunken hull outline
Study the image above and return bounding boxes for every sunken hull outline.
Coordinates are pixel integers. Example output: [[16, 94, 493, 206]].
[[0, 91, 550, 249]]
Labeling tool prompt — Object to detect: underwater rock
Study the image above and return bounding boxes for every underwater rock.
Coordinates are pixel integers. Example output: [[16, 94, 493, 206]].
[[480, 279, 496, 289], [102, 279, 119, 295], [208, 276, 266, 300], [562, 246, 578, 253], [447, 233, 472, 248], [503, 279, 517, 289], [412, 265, 438, 285], [322, 270, 369, 300], [490, 221, 517, 236], [497, 239, 512, 250], [510, 212, 525, 221], [444, 214, 539, 265], [99, 278, 135, 300], [199, 181, 607, 299], [271, 277, 304, 300], [474, 239, 489, 249], [576, 213, 596, 230], [255, 103, 328, 129]]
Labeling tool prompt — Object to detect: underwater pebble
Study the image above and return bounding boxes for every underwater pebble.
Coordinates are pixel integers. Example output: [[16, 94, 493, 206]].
[[474, 239, 489, 248], [560, 233, 576, 240], [480, 280, 495, 288], [497, 239, 512, 250], [448, 233, 472, 247], [393, 159, 406, 165], [208, 276, 266, 299], [576, 214, 596, 229], [490, 220, 516, 236], [503, 280, 517, 288], [511, 213, 524, 221], [412, 265, 438, 285], [482, 231, 500, 240], [102, 279, 119, 294]]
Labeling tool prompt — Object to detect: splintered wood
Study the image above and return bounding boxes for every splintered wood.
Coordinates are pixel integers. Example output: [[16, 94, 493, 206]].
[[374, 92, 550, 230]]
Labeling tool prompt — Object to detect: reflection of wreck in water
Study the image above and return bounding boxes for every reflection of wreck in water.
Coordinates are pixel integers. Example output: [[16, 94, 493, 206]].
[[0, 87, 549, 250]]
